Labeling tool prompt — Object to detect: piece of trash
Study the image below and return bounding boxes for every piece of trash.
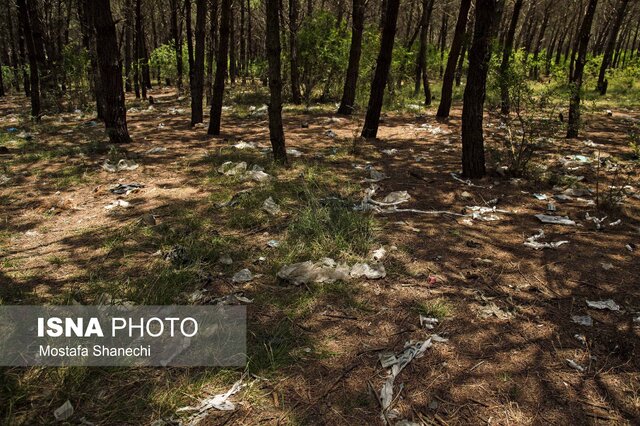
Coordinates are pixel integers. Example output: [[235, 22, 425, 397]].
[[546, 203, 556, 212], [419, 316, 439, 330], [232, 269, 253, 283], [244, 170, 271, 182], [350, 262, 386, 279], [54, 400, 74, 421], [267, 239, 280, 248], [381, 148, 398, 155], [460, 191, 473, 199], [217, 161, 248, 176], [371, 247, 386, 261], [585, 213, 607, 230], [625, 243, 635, 252], [382, 191, 411, 204], [103, 159, 139, 172], [325, 129, 337, 138], [524, 229, 569, 250], [467, 205, 504, 221], [177, 379, 244, 422], [571, 315, 593, 326], [211, 292, 253, 305], [286, 148, 303, 157], [586, 299, 620, 311], [165, 245, 188, 265], [364, 166, 388, 183], [601, 262, 613, 270], [479, 302, 512, 320], [145, 147, 167, 154], [232, 141, 256, 149], [566, 359, 585, 372], [534, 214, 576, 226], [431, 334, 449, 343], [553, 194, 572, 202], [277, 258, 384, 285], [110, 183, 144, 195], [379, 352, 398, 368], [533, 193, 548, 200], [262, 197, 281, 215], [105, 199, 132, 210], [574, 334, 587, 345], [218, 255, 233, 265]]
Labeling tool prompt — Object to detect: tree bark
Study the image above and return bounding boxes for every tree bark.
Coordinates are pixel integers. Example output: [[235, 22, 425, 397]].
[[266, 0, 288, 164], [229, 3, 237, 84], [438, 12, 448, 78], [185, 0, 194, 91], [170, 0, 183, 92], [596, 0, 629, 94], [361, 0, 401, 139], [461, 0, 503, 179], [207, 0, 231, 135], [17, 0, 40, 118], [135, 0, 147, 99], [499, 0, 523, 114], [191, 0, 206, 125], [414, 0, 434, 103], [436, 0, 472, 119], [337, 0, 365, 115], [91, 0, 132, 143], [567, 0, 598, 138], [289, 0, 302, 104]]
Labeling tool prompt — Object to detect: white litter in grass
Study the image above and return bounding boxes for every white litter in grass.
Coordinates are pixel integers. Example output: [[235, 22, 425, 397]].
[[566, 359, 585, 372], [211, 292, 253, 305], [105, 199, 132, 210], [217, 161, 248, 175], [419, 316, 439, 330], [218, 255, 233, 265], [325, 129, 337, 138], [54, 400, 74, 421], [431, 334, 449, 343], [364, 166, 388, 182], [467, 206, 504, 221], [277, 258, 385, 285], [232, 141, 256, 149], [371, 247, 387, 261], [571, 315, 593, 326], [267, 239, 280, 248], [177, 379, 244, 421], [524, 229, 569, 250], [535, 214, 576, 226], [382, 148, 398, 155], [145, 147, 167, 154], [102, 159, 139, 172], [585, 213, 607, 230], [382, 191, 411, 204], [586, 299, 620, 311], [244, 169, 271, 182], [286, 148, 303, 157], [574, 334, 587, 345], [601, 262, 613, 270], [533, 193, 548, 200], [232, 269, 253, 283], [263, 197, 281, 215]]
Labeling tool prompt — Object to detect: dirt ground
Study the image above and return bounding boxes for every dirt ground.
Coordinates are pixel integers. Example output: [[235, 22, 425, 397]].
[[1, 87, 639, 425]]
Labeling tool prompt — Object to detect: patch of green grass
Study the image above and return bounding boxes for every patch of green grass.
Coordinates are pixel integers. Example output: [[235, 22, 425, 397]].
[[46, 255, 65, 266], [415, 298, 453, 319]]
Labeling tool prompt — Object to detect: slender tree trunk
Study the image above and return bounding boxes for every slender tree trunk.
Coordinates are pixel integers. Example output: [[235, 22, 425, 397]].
[[207, 0, 231, 135], [206, 0, 218, 103], [337, 0, 365, 115], [596, 0, 629, 94], [26, 0, 51, 110], [6, 1, 21, 93], [170, 0, 183, 92], [91, 0, 132, 143], [461, 0, 503, 178], [567, 0, 598, 138], [229, 3, 236, 84], [124, 4, 133, 92], [438, 12, 448, 78], [191, 0, 206, 125], [455, 20, 470, 87], [185, 0, 194, 91], [17, 0, 40, 118], [135, 0, 147, 99], [436, 0, 472, 119], [266, 0, 288, 164], [17, 16, 31, 97], [414, 0, 434, 101], [240, 0, 246, 81], [289, 0, 302, 104], [530, 4, 550, 80], [361, 0, 401, 139]]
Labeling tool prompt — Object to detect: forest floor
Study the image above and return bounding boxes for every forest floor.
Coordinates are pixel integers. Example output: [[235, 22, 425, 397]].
[[1, 87, 640, 425]]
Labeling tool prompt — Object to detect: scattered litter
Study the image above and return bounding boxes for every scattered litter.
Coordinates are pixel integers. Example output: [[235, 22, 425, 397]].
[[232, 269, 253, 283], [571, 315, 593, 326], [217, 161, 248, 176], [467, 206, 503, 221], [232, 141, 256, 149], [211, 292, 253, 305], [325, 129, 337, 138], [177, 379, 244, 422], [54, 400, 74, 421], [244, 169, 271, 182], [586, 299, 620, 311], [277, 258, 385, 285], [585, 213, 606, 230], [103, 159, 139, 172], [524, 229, 569, 250], [371, 247, 386, 261], [431, 334, 449, 343], [419, 124, 449, 135], [262, 197, 281, 215], [451, 172, 488, 188], [533, 193, 548, 200], [145, 147, 167, 154], [479, 302, 512, 320], [105, 199, 132, 210], [381, 148, 398, 155], [382, 191, 411, 205], [546, 203, 556, 212], [165, 245, 188, 265], [267, 239, 280, 248], [535, 214, 576, 226], [625, 243, 635, 252], [609, 219, 621, 227], [553, 194, 572, 202], [419, 316, 439, 330], [460, 191, 473, 199], [566, 359, 585, 372], [286, 148, 303, 157], [601, 262, 613, 270], [110, 183, 144, 195], [218, 255, 233, 265], [364, 166, 388, 182], [574, 334, 587, 345]]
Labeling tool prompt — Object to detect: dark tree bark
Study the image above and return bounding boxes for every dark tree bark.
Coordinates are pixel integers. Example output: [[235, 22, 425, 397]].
[[530, 3, 551, 80], [438, 12, 448, 78], [289, 0, 302, 104], [567, 0, 598, 138], [78, 0, 104, 119], [170, 0, 183, 91], [455, 17, 472, 86], [499, 0, 523, 114], [361, 0, 401, 139], [26, 0, 51, 108], [596, 0, 629, 94], [17, 0, 40, 118], [266, 0, 288, 164], [135, 0, 147, 99], [240, 0, 246, 81], [207, 0, 231, 135], [185, 0, 194, 89], [17, 8, 30, 97], [91, 0, 132, 143], [229, 3, 237, 84], [124, 4, 133, 92], [436, 0, 472, 119], [414, 0, 434, 102], [337, 0, 365, 115], [6, 1, 21, 92], [461, 0, 503, 179], [190, 0, 206, 125], [206, 0, 218, 103]]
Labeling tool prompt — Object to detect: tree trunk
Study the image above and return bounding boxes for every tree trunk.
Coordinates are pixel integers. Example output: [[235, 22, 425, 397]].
[[436, 0, 472, 119], [124, 2, 133, 92], [461, 0, 503, 179], [170, 0, 183, 92], [206, 0, 218, 103], [266, 0, 288, 164], [361, 0, 401, 139], [91, 0, 132, 143], [414, 0, 434, 102], [26, 0, 51, 110], [530, 4, 551, 80], [191, 0, 206, 125], [455, 20, 470, 87], [498, 0, 523, 114], [240, 0, 246, 81], [567, 0, 598, 138], [596, 0, 629, 94], [6, 1, 21, 93], [207, 0, 231, 135], [135, 0, 147, 99], [337, 0, 365, 115], [17, 0, 40, 118], [289, 0, 302, 104], [185, 0, 194, 91], [229, 3, 237, 84], [438, 12, 448, 78]]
